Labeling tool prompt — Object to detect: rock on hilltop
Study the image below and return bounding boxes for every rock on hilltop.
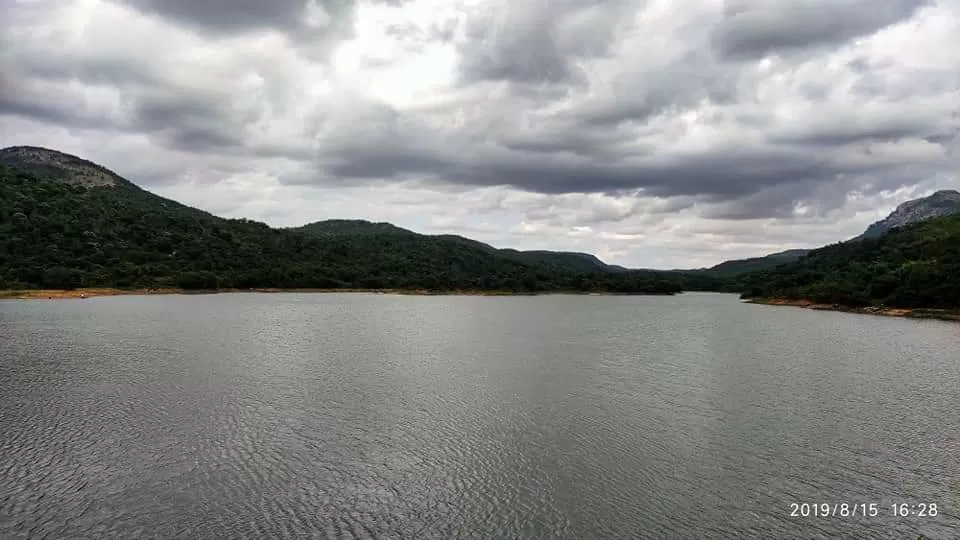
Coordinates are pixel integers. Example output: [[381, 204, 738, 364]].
[[0, 146, 125, 187], [858, 190, 960, 239]]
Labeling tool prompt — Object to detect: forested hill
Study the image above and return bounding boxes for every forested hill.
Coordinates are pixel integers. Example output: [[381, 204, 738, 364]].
[[738, 214, 960, 308], [700, 190, 960, 277], [4, 146, 954, 304], [293, 219, 414, 238], [0, 146, 700, 294], [701, 249, 810, 277], [293, 220, 613, 273]]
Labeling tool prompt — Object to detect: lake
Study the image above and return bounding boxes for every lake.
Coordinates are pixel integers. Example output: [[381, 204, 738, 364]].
[[1, 292, 958, 538]]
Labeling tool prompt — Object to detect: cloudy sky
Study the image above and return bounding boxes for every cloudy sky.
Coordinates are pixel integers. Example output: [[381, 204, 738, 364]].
[[2, 0, 958, 268]]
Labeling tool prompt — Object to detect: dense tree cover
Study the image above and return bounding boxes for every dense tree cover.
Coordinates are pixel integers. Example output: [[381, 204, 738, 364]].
[[295, 220, 617, 274], [498, 249, 610, 273], [737, 215, 960, 308], [15, 144, 954, 308], [702, 249, 810, 277], [293, 219, 413, 238], [0, 166, 689, 294]]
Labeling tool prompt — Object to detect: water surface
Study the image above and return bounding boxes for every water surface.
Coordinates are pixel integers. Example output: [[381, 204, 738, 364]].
[[1, 292, 958, 538]]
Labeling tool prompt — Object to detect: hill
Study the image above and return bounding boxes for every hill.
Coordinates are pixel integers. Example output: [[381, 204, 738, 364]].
[[738, 214, 960, 308], [857, 189, 960, 239], [505, 250, 610, 273], [292, 219, 414, 238], [702, 249, 811, 277], [700, 189, 960, 277], [293, 220, 615, 274], [0, 146, 684, 294]]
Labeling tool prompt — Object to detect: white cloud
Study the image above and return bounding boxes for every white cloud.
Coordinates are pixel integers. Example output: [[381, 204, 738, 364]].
[[2, 0, 958, 268]]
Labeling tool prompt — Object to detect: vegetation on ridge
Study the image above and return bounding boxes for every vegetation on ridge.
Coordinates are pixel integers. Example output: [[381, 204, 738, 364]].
[[700, 249, 810, 277], [737, 214, 960, 308], [0, 164, 688, 294], [3, 145, 957, 309]]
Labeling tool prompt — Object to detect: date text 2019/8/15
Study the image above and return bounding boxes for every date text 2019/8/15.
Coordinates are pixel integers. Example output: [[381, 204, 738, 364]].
[[789, 503, 939, 518]]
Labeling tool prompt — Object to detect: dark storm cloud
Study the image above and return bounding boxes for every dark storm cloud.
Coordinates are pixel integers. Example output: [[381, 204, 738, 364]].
[[0, 79, 244, 153], [113, 0, 368, 64], [458, 15, 575, 84], [567, 55, 741, 127], [130, 90, 253, 151], [704, 160, 949, 220], [0, 65, 120, 132], [0, 61, 18, 105], [0, 53, 251, 154], [3, 0, 957, 227], [456, 0, 635, 85], [116, 0, 414, 39], [769, 117, 953, 147], [712, 0, 928, 60], [299, 78, 955, 220], [0, 93, 83, 127], [11, 51, 159, 88], [116, 0, 338, 34], [703, 181, 831, 220], [152, 125, 244, 153], [500, 129, 655, 158], [492, 159, 795, 199], [318, 123, 834, 200]]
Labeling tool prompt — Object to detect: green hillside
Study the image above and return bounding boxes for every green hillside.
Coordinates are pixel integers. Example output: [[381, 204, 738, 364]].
[[0, 147, 685, 294], [703, 249, 810, 277], [292, 219, 415, 238], [11, 145, 950, 305], [503, 250, 610, 273], [738, 215, 960, 308], [294, 220, 614, 274]]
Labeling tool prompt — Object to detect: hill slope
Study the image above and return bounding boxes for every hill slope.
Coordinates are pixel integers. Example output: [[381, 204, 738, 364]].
[[858, 190, 960, 240], [505, 250, 610, 273], [703, 249, 811, 277], [0, 146, 127, 187], [0, 147, 682, 294], [293, 220, 615, 274], [293, 219, 415, 238], [701, 189, 960, 276], [738, 215, 960, 308]]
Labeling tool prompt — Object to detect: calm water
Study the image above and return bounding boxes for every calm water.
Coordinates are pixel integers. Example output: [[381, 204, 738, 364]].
[[1, 292, 959, 539]]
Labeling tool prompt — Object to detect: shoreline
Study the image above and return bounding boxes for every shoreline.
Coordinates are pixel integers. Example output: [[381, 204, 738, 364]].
[[745, 297, 960, 322], [0, 288, 678, 300]]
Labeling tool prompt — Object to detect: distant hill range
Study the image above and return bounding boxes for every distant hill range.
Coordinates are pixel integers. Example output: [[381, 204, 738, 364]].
[[3, 144, 954, 303], [701, 189, 960, 276], [0, 146, 697, 293], [702, 249, 813, 278], [292, 219, 614, 274]]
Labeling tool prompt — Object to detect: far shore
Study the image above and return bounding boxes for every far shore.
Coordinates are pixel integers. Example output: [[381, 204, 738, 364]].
[[746, 297, 960, 322], [0, 287, 679, 300]]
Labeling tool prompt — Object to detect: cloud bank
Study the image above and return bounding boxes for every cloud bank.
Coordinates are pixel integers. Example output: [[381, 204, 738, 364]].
[[2, 0, 957, 267]]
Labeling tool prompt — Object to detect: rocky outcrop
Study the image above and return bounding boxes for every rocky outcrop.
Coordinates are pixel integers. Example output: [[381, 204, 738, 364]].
[[858, 190, 960, 239], [0, 146, 123, 187]]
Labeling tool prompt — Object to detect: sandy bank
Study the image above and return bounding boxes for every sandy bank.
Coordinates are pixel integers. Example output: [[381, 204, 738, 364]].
[[0, 288, 184, 300], [1, 288, 674, 300], [746, 297, 960, 322]]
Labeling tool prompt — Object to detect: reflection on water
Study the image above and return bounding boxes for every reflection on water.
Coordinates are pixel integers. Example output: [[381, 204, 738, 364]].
[[1, 292, 958, 538]]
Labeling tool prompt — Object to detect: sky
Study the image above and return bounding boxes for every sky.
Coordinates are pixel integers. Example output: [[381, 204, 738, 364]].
[[1, 0, 958, 269]]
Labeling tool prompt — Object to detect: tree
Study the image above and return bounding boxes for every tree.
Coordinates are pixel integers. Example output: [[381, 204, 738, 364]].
[[41, 267, 82, 289], [177, 271, 219, 290]]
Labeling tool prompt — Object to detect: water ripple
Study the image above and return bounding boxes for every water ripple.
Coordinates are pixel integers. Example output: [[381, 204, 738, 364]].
[[1, 293, 959, 538]]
